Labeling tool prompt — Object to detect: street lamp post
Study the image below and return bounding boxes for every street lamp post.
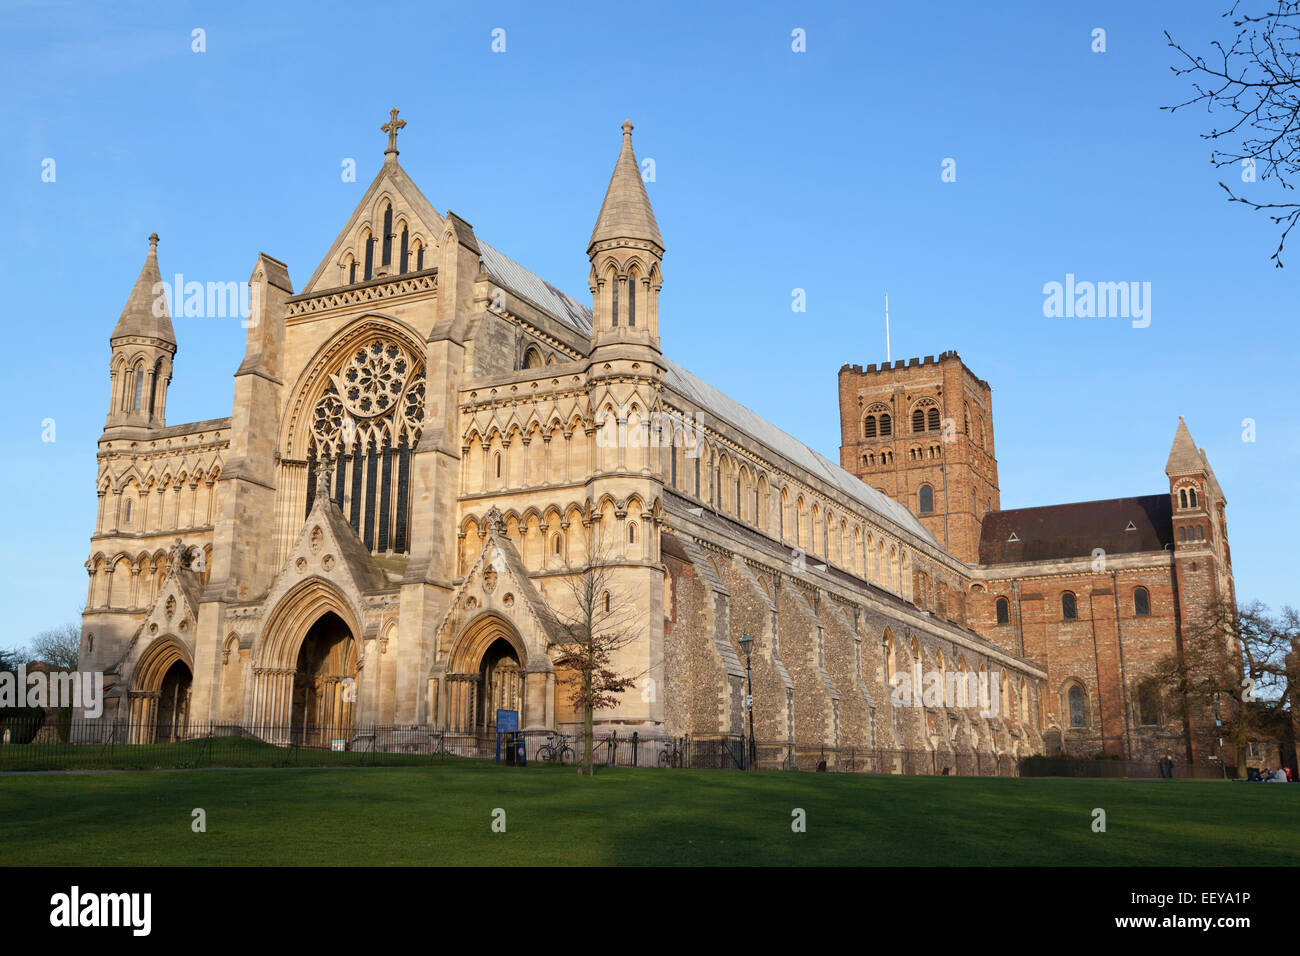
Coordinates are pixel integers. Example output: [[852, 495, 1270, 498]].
[[739, 633, 756, 769]]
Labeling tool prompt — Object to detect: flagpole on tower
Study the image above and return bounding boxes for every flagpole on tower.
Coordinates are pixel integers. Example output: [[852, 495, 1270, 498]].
[[885, 293, 891, 363]]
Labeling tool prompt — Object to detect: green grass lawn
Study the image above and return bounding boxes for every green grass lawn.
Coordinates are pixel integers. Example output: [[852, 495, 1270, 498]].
[[0, 736, 441, 772], [2, 763, 1297, 866]]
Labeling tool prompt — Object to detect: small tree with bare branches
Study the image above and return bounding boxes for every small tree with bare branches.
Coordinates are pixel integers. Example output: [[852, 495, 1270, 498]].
[[1149, 598, 1297, 775], [23, 623, 82, 671], [547, 552, 638, 776], [1165, 1, 1300, 266]]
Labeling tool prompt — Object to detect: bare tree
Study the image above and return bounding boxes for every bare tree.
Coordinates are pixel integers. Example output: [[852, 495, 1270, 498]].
[[1150, 598, 1297, 774], [24, 623, 82, 671], [1165, 1, 1300, 266], [547, 551, 638, 776]]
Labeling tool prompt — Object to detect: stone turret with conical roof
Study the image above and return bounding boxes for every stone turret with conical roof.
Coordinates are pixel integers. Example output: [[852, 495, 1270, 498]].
[[587, 120, 664, 353], [106, 233, 176, 431]]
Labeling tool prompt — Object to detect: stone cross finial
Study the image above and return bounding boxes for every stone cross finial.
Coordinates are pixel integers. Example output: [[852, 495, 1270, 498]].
[[148, 232, 159, 253], [484, 505, 504, 535], [382, 108, 406, 155]]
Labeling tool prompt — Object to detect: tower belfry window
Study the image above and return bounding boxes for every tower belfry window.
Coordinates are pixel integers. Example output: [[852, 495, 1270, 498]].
[[627, 274, 636, 326], [612, 279, 620, 327]]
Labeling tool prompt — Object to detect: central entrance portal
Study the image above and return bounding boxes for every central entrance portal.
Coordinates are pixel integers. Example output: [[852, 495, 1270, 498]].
[[290, 611, 357, 747]]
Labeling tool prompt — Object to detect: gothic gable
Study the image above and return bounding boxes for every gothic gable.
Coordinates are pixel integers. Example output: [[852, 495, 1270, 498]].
[[300, 154, 446, 296], [433, 514, 562, 671]]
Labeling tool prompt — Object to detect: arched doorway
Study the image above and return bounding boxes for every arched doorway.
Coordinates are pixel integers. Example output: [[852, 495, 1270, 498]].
[[445, 613, 530, 739], [479, 638, 523, 735], [128, 636, 193, 744], [254, 578, 363, 742], [289, 611, 357, 747], [156, 659, 192, 742]]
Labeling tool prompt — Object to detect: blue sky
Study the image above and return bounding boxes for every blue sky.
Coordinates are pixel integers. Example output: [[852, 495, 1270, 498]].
[[1, 0, 1295, 647]]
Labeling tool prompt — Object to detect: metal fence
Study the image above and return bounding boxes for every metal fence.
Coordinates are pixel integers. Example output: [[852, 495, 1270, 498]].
[[0, 715, 1233, 778], [1019, 755, 1237, 780]]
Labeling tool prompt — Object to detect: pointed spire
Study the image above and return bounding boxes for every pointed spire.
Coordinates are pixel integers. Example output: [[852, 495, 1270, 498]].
[[111, 232, 175, 345], [588, 120, 663, 254], [1165, 416, 1202, 476]]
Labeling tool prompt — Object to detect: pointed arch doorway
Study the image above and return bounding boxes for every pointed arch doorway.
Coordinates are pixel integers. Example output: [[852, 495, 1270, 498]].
[[128, 636, 193, 744], [289, 611, 357, 747], [255, 578, 363, 743], [445, 613, 528, 738]]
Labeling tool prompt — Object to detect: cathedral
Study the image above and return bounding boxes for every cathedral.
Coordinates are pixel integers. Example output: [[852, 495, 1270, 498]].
[[78, 113, 1235, 768]]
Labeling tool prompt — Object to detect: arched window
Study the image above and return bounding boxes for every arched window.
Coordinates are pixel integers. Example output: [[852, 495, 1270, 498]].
[[381, 203, 394, 267], [495, 453, 502, 479], [123, 499, 133, 524], [1134, 587, 1150, 617], [1067, 683, 1088, 728], [927, 407, 940, 430], [133, 362, 144, 410], [1195, 526, 1204, 540], [879, 413, 892, 437], [1179, 489, 1188, 508], [552, 533, 561, 556], [628, 523, 637, 544], [863, 416, 877, 439], [1061, 591, 1077, 620], [399, 225, 409, 274], [1189, 488, 1198, 507], [305, 337, 424, 554], [148, 361, 161, 415], [611, 276, 620, 328], [995, 597, 1010, 625], [627, 271, 637, 326], [1178, 527, 1187, 542], [523, 347, 543, 369], [918, 484, 934, 514], [363, 230, 374, 279], [603, 592, 611, 614], [912, 408, 925, 432]]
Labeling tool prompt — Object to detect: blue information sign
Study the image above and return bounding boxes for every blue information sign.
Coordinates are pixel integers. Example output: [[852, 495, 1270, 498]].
[[496, 709, 519, 732]]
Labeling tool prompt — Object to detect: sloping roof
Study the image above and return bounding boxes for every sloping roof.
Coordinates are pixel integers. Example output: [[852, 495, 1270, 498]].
[[978, 494, 1173, 565], [478, 240, 593, 335], [1166, 416, 1202, 476], [112, 234, 175, 345], [588, 121, 663, 252], [662, 360, 939, 545]]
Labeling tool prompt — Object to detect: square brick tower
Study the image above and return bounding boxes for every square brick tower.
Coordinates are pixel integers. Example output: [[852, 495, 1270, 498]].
[[838, 351, 999, 563]]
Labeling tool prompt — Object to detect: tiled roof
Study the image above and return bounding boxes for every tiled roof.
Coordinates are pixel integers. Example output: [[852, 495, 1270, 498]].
[[478, 240, 593, 335], [978, 494, 1173, 565]]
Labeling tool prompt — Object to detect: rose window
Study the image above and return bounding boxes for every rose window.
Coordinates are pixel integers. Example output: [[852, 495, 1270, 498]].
[[332, 340, 410, 419]]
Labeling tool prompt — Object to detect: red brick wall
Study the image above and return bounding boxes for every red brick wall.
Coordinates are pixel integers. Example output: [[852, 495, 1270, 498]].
[[838, 352, 999, 563]]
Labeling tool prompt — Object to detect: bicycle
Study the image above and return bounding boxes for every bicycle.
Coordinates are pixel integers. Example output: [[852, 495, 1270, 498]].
[[658, 738, 684, 769], [537, 732, 576, 764]]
